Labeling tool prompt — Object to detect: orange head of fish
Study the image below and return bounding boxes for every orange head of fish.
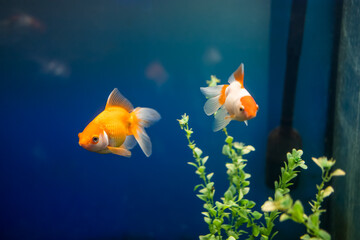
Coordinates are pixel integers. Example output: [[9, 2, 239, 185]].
[[240, 95, 258, 120], [78, 122, 109, 153]]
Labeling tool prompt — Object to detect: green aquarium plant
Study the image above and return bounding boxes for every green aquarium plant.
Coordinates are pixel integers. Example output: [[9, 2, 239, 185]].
[[177, 76, 345, 240]]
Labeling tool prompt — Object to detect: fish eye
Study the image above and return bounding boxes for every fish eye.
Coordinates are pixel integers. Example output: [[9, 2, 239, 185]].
[[92, 136, 99, 144], [240, 107, 244, 112]]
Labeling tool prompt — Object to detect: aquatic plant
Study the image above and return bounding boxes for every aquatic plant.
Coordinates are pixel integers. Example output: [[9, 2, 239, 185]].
[[177, 76, 345, 240]]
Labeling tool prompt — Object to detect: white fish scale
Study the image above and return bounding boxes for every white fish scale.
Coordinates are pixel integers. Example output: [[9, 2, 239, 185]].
[[225, 81, 250, 116]]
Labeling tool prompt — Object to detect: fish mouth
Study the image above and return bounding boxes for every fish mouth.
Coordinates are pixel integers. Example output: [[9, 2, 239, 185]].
[[244, 112, 256, 121], [78, 141, 88, 148]]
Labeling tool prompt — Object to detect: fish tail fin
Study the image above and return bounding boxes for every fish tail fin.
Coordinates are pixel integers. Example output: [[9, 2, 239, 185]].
[[129, 107, 161, 157], [200, 84, 228, 116]]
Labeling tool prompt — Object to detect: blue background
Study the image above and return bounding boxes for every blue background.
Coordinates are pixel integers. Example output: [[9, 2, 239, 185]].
[[0, 0, 339, 239]]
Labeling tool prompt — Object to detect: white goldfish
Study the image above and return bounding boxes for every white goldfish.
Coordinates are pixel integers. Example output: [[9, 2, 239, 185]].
[[200, 63, 258, 131]]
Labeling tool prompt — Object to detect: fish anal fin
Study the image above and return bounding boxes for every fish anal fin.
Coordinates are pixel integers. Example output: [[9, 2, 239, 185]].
[[107, 146, 131, 157], [213, 107, 231, 132], [134, 129, 152, 157], [233, 63, 244, 87], [123, 135, 137, 150], [105, 88, 134, 112]]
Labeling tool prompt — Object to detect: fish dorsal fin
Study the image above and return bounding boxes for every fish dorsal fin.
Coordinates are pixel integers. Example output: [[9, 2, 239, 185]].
[[229, 63, 244, 87], [105, 88, 134, 112]]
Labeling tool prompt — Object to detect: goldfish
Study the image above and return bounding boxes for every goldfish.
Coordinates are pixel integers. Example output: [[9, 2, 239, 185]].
[[200, 63, 258, 131], [78, 88, 160, 157]]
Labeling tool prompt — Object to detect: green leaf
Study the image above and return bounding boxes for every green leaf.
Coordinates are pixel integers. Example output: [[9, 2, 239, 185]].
[[226, 163, 235, 171], [279, 213, 290, 222], [187, 162, 198, 168], [224, 189, 234, 202], [270, 231, 278, 240], [252, 211, 263, 220], [247, 200, 256, 208], [307, 213, 320, 232], [199, 235, 210, 240], [199, 188, 209, 194], [213, 219, 222, 228], [238, 188, 244, 201], [300, 234, 311, 240], [194, 147, 203, 158], [206, 75, 220, 86], [243, 181, 250, 187], [188, 143, 195, 149], [202, 212, 209, 217], [318, 229, 331, 240], [202, 156, 209, 165], [299, 164, 308, 169], [207, 173, 214, 181], [229, 184, 236, 195], [203, 203, 212, 210], [196, 166, 206, 175], [197, 194, 207, 201], [207, 182, 214, 190], [221, 224, 232, 231], [208, 207, 217, 217], [222, 145, 231, 155], [330, 168, 346, 177], [242, 145, 255, 155], [244, 173, 251, 179], [225, 136, 234, 144], [227, 237, 236, 240], [279, 194, 293, 210], [204, 217, 212, 224], [215, 201, 224, 209], [290, 200, 304, 223], [194, 184, 204, 191], [234, 142, 244, 149], [252, 225, 260, 237], [322, 186, 334, 198]]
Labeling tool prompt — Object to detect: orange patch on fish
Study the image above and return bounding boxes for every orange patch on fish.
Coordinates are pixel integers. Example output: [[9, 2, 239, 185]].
[[233, 63, 244, 87], [219, 85, 228, 105], [241, 95, 258, 119]]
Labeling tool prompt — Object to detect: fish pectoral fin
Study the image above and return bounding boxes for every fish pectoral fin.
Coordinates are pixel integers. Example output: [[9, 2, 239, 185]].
[[225, 115, 235, 120], [107, 146, 131, 157]]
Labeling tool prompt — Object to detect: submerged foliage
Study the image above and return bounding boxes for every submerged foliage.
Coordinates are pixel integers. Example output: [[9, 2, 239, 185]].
[[177, 76, 345, 240]]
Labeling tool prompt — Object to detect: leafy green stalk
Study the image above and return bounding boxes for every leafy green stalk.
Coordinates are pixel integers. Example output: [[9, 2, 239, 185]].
[[179, 114, 262, 240], [262, 156, 345, 240], [220, 129, 263, 240], [260, 149, 308, 240], [178, 114, 219, 239], [298, 157, 345, 240]]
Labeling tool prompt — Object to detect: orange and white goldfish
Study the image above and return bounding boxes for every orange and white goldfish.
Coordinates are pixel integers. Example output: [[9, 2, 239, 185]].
[[200, 63, 258, 131], [78, 88, 160, 157]]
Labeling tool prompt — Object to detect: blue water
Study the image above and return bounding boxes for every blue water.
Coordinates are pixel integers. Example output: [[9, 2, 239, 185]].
[[0, 0, 339, 239]]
